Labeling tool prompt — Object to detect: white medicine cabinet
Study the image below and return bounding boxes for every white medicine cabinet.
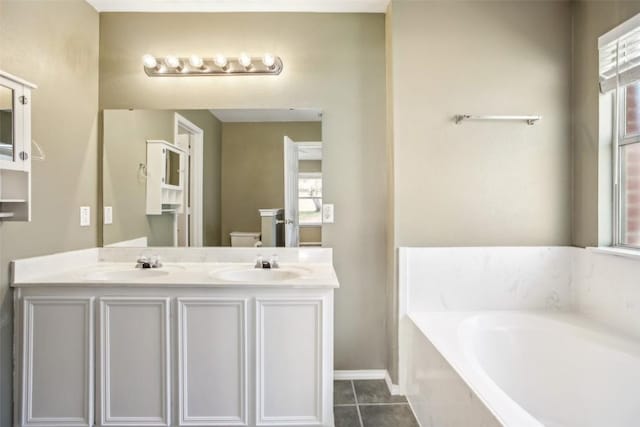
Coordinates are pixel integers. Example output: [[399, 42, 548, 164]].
[[146, 139, 185, 215], [0, 70, 36, 221]]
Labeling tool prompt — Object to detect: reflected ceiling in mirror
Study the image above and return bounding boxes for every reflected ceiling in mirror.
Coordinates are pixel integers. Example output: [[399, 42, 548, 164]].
[[102, 108, 323, 249]]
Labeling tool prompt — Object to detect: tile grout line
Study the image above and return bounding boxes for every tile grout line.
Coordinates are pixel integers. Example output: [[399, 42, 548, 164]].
[[335, 402, 410, 407], [357, 402, 411, 406], [351, 380, 365, 427]]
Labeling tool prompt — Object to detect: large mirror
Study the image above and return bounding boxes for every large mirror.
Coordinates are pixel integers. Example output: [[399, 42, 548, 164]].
[[102, 108, 323, 248], [0, 85, 14, 161]]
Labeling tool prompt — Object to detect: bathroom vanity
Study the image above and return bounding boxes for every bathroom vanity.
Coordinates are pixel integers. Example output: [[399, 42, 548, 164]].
[[11, 247, 338, 427]]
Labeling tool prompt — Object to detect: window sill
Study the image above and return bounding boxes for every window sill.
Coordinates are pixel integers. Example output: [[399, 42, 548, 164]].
[[588, 246, 640, 261]]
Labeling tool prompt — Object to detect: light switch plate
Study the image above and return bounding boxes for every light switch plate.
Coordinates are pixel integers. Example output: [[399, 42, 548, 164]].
[[104, 206, 113, 225], [322, 204, 334, 224], [80, 206, 90, 227]]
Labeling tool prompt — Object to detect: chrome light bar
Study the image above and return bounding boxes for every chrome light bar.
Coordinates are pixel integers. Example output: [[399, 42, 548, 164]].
[[143, 54, 283, 77]]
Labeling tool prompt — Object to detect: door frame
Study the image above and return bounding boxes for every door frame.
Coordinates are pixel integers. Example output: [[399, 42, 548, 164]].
[[283, 136, 299, 247], [174, 113, 204, 247]]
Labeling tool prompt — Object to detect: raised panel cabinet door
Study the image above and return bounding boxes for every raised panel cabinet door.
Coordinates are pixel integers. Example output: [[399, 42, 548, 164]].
[[177, 298, 247, 426], [20, 297, 94, 427], [256, 298, 324, 426], [98, 298, 170, 427]]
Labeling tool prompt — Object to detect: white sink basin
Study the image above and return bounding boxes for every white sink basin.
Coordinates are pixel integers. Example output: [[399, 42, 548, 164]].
[[212, 267, 308, 283], [84, 269, 170, 281]]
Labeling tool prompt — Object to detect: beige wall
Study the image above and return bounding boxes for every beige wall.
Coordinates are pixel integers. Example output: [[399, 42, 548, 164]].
[[391, 0, 572, 247], [102, 109, 222, 246], [0, 0, 99, 424], [99, 13, 389, 370], [571, 1, 640, 247], [221, 121, 321, 246], [300, 226, 322, 244], [299, 160, 322, 173], [384, 1, 398, 382]]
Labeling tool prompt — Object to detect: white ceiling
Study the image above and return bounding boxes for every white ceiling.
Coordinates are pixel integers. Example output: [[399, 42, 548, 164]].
[[209, 108, 322, 123], [86, 0, 389, 13]]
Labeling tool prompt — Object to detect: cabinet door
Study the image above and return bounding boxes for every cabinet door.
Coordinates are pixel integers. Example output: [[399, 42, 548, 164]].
[[0, 74, 25, 171], [20, 297, 94, 427], [98, 298, 170, 426], [177, 298, 247, 426], [256, 298, 326, 426]]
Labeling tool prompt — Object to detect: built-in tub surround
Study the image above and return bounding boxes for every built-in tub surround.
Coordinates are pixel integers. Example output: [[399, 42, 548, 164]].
[[11, 247, 337, 427], [398, 246, 640, 427], [399, 246, 574, 313]]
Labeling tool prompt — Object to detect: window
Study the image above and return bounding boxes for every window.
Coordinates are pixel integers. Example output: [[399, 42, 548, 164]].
[[600, 16, 640, 249], [298, 173, 322, 226], [617, 83, 640, 247]]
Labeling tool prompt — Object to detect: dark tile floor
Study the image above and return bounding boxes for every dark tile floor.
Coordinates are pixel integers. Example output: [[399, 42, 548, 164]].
[[334, 380, 419, 427]]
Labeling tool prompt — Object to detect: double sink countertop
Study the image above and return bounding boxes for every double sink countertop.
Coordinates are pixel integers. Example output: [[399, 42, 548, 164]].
[[11, 247, 339, 288]]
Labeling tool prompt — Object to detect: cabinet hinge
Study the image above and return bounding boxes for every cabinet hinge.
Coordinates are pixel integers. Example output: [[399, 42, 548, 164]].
[[19, 95, 28, 105]]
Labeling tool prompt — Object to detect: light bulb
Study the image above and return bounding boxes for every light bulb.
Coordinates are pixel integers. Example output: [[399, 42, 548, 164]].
[[189, 55, 204, 68], [262, 53, 275, 68], [238, 52, 252, 68], [164, 55, 181, 69], [142, 54, 158, 69], [213, 54, 228, 68]]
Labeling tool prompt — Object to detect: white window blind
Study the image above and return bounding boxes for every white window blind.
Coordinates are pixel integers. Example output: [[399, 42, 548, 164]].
[[600, 17, 640, 93]]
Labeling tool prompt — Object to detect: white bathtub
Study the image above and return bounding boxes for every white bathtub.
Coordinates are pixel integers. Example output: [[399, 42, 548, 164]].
[[407, 311, 640, 427]]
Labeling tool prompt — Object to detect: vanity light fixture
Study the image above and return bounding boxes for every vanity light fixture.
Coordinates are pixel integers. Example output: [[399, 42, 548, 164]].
[[142, 53, 283, 76], [262, 53, 276, 69], [142, 54, 159, 69], [188, 55, 204, 69], [213, 54, 229, 70], [164, 55, 182, 70], [238, 52, 252, 69]]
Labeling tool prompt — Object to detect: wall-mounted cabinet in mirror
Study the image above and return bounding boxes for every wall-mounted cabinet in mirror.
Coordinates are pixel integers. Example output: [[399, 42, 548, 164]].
[[0, 70, 35, 172], [0, 70, 36, 222], [102, 108, 323, 248]]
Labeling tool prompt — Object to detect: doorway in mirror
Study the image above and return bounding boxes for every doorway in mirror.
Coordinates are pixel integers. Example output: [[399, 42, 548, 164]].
[[174, 113, 204, 247]]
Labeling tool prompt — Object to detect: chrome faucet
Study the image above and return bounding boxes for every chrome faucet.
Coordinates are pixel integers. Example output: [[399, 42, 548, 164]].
[[270, 254, 279, 269], [254, 254, 279, 269], [135, 255, 162, 269]]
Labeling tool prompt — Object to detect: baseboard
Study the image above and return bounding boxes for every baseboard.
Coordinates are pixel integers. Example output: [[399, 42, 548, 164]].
[[334, 369, 387, 380], [333, 370, 402, 395], [384, 371, 402, 396]]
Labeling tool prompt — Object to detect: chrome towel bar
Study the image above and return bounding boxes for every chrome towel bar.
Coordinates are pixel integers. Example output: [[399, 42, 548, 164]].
[[454, 114, 542, 125]]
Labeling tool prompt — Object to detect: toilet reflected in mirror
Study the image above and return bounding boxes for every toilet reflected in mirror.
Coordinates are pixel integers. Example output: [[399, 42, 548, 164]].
[[101, 108, 323, 248]]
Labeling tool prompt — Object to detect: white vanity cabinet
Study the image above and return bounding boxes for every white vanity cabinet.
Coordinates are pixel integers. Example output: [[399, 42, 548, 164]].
[[17, 297, 94, 427], [13, 286, 334, 427], [177, 298, 248, 426], [97, 297, 171, 426], [256, 298, 328, 426]]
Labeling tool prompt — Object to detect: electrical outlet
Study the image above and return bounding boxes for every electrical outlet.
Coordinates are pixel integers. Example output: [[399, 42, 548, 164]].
[[104, 206, 113, 225], [80, 206, 90, 227], [322, 204, 334, 224]]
